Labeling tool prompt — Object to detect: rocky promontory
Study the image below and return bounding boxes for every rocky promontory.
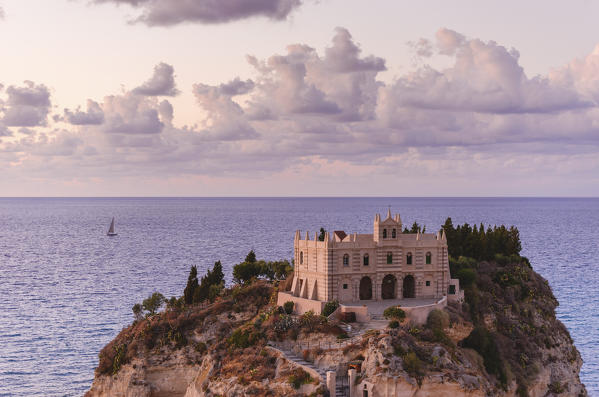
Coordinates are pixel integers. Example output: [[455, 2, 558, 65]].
[[86, 223, 587, 397]]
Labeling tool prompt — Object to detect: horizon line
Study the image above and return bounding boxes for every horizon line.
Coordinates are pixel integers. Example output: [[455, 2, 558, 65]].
[[1, 195, 598, 199]]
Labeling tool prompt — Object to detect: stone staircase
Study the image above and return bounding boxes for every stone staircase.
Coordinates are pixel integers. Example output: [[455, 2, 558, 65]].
[[271, 344, 352, 397], [274, 345, 328, 381]]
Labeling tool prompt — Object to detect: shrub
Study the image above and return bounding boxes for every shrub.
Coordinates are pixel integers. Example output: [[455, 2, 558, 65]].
[[403, 352, 424, 384], [322, 300, 339, 317], [462, 326, 507, 386], [427, 309, 450, 331], [457, 268, 476, 288], [132, 303, 143, 321], [228, 325, 263, 349], [388, 320, 399, 329], [142, 292, 165, 315], [283, 301, 294, 315], [195, 341, 207, 354], [383, 306, 406, 321], [288, 368, 313, 389], [548, 381, 564, 394], [233, 251, 293, 283], [299, 310, 326, 332]]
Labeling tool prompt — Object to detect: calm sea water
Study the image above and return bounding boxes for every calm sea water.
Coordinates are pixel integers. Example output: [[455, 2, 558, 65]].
[[0, 197, 597, 396]]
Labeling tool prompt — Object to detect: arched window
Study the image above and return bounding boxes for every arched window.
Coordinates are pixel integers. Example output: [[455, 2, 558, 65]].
[[343, 254, 349, 266], [383, 229, 387, 239], [392, 228, 396, 238], [426, 252, 432, 264], [300, 251, 303, 265], [363, 253, 369, 266], [406, 252, 412, 265], [386, 252, 393, 264]]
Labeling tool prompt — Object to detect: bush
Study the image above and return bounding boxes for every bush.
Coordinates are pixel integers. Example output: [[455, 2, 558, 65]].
[[322, 300, 339, 317], [299, 310, 326, 332], [462, 326, 507, 386], [283, 301, 294, 315], [383, 306, 406, 321], [142, 292, 165, 315], [233, 251, 293, 283], [403, 352, 424, 383], [112, 344, 127, 375], [388, 320, 399, 329], [132, 303, 143, 321], [228, 325, 263, 349], [457, 268, 476, 288], [288, 368, 313, 389], [427, 309, 450, 331]]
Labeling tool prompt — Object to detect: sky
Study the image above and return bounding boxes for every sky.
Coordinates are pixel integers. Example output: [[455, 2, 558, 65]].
[[1, 0, 599, 196]]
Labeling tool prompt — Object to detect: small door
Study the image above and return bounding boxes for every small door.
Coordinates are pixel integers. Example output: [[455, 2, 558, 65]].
[[381, 274, 396, 299], [403, 275, 415, 298], [359, 277, 372, 300]]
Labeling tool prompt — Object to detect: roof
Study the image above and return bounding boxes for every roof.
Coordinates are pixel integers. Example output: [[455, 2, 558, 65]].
[[334, 230, 347, 241]]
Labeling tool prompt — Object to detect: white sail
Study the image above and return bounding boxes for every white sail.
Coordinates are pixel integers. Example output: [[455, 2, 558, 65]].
[[107, 217, 117, 236]]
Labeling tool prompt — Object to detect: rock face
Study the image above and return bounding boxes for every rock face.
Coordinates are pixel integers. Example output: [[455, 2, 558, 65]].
[[86, 267, 587, 397]]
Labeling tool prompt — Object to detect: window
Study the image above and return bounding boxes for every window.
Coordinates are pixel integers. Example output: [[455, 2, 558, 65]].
[[449, 285, 456, 295], [343, 254, 349, 266], [426, 280, 431, 287], [392, 228, 396, 238], [299, 251, 303, 265], [363, 253, 369, 266], [426, 252, 432, 265], [386, 252, 393, 264], [406, 252, 412, 265], [343, 284, 348, 289], [383, 229, 387, 239]]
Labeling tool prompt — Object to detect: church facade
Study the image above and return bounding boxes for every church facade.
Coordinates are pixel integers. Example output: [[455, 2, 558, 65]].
[[286, 211, 457, 308]]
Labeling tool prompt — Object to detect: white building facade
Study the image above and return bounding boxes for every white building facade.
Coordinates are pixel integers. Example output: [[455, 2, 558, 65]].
[[288, 211, 453, 305]]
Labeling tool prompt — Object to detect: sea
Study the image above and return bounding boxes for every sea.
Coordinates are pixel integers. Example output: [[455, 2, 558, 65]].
[[0, 197, 597, 396]]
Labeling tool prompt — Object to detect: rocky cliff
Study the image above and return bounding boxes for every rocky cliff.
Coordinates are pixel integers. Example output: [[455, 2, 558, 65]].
[[86, 258, 586, 397]]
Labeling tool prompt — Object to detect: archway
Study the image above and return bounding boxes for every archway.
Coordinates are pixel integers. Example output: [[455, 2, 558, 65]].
[[381, 274, 397, 299], [402, 275, 415, 298], [359, 277, 372, 300]]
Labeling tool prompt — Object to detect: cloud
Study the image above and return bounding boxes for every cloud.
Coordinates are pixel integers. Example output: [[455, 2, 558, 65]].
[[102, 92, 165, 134], [243, 28, 386, 122], [217, 78, 255, 96], [64, 100, 105, 125], [324, 27, 386, 73], [1, 81, 51, 127], [3, 28, 599, 196], [192, 83, 258, 140], [91, 0, 303, 26], [132, 62, 179, 96], [0, 124, 11, 137], [380, 28, 590, 116], [0, 6, 4, 20]]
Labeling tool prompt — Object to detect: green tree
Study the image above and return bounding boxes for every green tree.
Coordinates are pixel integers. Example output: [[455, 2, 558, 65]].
[[132, 303, 143, 321], [318, 227, 326, 241], [233, 261, 261, 284], [142, 292, 165, 315], [194, 261, 225, 303], [245, 250, 257, 263], [183, 266, 199, 305]]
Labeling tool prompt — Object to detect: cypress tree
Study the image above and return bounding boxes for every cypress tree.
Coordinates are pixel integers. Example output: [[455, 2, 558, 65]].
[[245, 250, 257, 263], [183, 266, 199, 305]]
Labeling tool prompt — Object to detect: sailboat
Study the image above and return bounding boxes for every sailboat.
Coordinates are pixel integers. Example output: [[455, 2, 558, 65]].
[[107, 217, 118, 236]]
